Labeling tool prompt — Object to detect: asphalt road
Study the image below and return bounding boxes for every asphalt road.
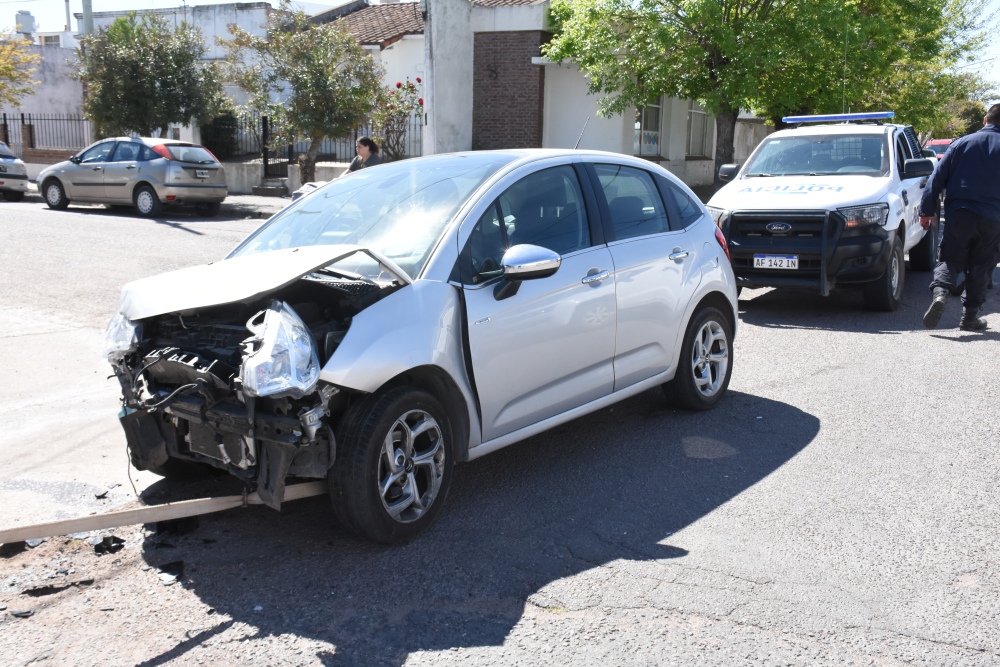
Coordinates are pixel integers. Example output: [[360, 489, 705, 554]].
[[1, 198, 998, 665]]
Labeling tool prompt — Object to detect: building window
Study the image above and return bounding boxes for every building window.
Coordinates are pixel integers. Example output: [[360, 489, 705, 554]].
[[41, 35, 61, 47], [686, 100, 711, 157], [633, 100, 660, 156]]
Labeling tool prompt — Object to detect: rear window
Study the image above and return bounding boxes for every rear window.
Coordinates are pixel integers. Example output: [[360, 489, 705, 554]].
[[165, 145, 217, 164], [0, 142, 16, 159]]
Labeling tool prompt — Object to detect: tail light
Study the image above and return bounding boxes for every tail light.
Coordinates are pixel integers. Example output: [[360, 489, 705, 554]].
[[715, 227, 731, 261], [152, 145, 172, 160]]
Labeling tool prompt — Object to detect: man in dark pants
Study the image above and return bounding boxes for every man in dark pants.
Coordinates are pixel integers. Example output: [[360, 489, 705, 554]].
[[920, 103, 1000, 331]]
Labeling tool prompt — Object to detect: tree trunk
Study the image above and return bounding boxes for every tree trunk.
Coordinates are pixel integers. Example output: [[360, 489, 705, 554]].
[[712, 104, 739, 192], [300, 137, 322, 184]]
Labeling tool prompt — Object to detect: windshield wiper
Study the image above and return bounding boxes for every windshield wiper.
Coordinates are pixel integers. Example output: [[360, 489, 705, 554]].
[[316, 266, 377, 285], [745, 172, 775, 177]]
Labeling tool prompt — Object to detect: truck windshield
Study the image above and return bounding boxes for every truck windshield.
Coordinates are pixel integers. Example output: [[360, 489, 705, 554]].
[[744, 134, 889, 177]]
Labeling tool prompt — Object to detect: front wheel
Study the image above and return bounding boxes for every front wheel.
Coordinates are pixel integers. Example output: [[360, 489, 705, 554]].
[[2, 190, 24, 202], [329, 387, 454, 543], [662, 306, 733, 411], [863, 234, 904, 311], [43, 179, 69, 210], [134, 184, 162, 217]]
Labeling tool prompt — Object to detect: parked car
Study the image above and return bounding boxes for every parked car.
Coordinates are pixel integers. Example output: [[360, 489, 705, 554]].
[[37, 137, 227, 216], [924, 138, 953, 157], [0, 140, 29, 202], [708, 111, 936, 311], [104, 149, 738, 543]]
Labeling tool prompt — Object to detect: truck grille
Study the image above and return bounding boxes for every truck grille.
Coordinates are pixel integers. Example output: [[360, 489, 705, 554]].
[[730, 211, 834, 238]]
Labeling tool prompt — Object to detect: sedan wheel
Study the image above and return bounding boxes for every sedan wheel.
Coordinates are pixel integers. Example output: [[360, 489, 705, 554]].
[[44, 180, 69, 210], [330, 387, 453, 543], [662, 306, 733, 410], [134, 185, 162, 217]]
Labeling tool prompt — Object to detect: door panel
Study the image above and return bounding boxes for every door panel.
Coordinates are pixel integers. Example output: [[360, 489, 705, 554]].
[[102, 141, 142, 202], [465, 247, 616, 441], [65, 141, 115, 199]]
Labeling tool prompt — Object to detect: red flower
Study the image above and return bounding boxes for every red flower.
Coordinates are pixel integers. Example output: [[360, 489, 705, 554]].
[[395, 81, 402, 88], [415, 77, 421, 84], [418, 98, 423, 105]]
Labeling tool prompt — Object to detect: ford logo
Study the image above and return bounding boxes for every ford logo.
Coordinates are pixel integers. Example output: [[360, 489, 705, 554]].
[[766, 222, 792, 233]]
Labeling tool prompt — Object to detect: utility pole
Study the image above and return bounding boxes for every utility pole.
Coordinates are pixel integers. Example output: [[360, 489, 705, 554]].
[[82, 0, 94, 36]]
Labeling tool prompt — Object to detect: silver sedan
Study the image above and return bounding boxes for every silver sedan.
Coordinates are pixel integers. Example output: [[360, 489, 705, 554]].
[[37, 137, 227, 216], [103, 149, 737, 543]]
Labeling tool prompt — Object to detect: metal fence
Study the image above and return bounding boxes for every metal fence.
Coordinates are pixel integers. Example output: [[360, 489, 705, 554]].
[[0, 113, 94, 157]]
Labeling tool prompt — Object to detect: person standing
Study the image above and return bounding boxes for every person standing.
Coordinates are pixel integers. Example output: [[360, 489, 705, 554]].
[[344, 136, 382, 175], [920, 103, 1000, 331]]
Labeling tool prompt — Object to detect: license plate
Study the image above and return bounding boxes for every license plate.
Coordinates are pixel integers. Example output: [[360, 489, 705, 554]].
[[195, 169, 209, 179], [0, 166, 7, 173], [754, 254, 798, 269]]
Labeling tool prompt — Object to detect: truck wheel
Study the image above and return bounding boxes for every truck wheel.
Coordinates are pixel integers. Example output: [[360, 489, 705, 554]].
[[2, 190, 24, 202], [863, 234, 904, 311], [662, 305, 733, 410], [909, 220, 937, 272], [43, 179, 69, 210], [329, 387, 453, 543]]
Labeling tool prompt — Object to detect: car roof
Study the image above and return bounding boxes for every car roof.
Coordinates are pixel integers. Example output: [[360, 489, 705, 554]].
[[100, 137, 199, 147]]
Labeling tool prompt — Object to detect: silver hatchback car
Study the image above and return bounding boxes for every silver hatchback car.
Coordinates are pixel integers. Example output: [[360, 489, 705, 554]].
[[38, 137, 228, 216], [104, 150, 737, 543]]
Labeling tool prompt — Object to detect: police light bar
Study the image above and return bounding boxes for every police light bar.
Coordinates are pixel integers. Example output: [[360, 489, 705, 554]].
[[781, 111, 895, 123]]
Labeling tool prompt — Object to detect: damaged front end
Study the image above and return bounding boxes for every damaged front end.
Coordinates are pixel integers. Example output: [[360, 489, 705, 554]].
[[105, 249, 406, 509]]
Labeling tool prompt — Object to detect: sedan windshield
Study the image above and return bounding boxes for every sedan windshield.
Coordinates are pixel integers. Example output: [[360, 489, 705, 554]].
[[743, 134, 889, 177], [229, 153, 514, 280]]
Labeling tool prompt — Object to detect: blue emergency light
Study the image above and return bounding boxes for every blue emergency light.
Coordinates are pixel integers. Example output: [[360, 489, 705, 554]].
[[781, 111, 895, 123]]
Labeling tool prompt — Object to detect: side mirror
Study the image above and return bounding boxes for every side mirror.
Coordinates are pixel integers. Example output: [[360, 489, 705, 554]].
[[718, 164, 739, 182], [494, 244, 561, 300], [921, 149, 935, 158], [903, 158, 934, 179], [69, 155, 81, 164]]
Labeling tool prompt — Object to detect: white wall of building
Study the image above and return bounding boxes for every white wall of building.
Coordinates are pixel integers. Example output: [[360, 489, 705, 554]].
[[373, 36, 425, 89], [539, 61, 629, 153], [1, 45, 83, 116]]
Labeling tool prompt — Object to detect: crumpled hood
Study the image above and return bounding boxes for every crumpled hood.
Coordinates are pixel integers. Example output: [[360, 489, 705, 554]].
[[118, 245, 410, 321], [710, 175, 889, 212]]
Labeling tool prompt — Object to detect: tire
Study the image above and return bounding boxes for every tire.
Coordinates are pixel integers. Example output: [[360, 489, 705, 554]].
[[662, 306, 734, 411], [43, 179, 69, 210], [195, 202, 221, 217], [909, 219, 937, 272], [329, 387, 454, 543], [134, 184, 162, 217], [2, 190, 24, 202], [863, 234, 904, 311]]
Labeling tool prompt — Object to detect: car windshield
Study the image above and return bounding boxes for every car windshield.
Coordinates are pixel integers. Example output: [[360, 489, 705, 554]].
[[166, 145, 217, 164], [229, 153, 514, 280], [0, 143, 15, 159], [743, 134, 889, 177]]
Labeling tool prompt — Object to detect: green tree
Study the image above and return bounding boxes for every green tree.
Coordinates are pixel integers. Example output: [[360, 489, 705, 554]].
[[544, 0, 990, 188], [0, 35, 40, 107], [74, 12, 228, 138], [222, 1, 383, 183]]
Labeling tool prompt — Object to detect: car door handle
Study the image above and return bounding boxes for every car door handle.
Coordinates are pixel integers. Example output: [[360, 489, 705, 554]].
[[92, 166, 103, 171], [669, 249, 690, 261], [581, 270, 610, 284], [126, 164, 136, 169]]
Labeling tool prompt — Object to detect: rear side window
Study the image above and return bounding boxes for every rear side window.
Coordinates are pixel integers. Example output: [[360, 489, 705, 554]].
[[657, 177, 704, 230], [139, 146, 158, 162], [593, 164, 670, 241], [110, 142, 140, 161]]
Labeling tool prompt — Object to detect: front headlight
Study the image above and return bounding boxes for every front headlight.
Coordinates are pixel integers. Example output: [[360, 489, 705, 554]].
[[838, 203, 888, 228], [241, 301, 320, 399], [706, 206, 728, 227], [103, 313, 140, 361]]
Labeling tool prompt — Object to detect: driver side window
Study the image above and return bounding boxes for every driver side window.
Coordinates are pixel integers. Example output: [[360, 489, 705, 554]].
[[79, 142, 114, 164]]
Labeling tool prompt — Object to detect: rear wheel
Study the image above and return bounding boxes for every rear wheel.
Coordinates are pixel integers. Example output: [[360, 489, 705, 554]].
[[662, 306, 733, 410], [863, 234, 904, 311], [2, 190, 24, 202], [194, 202, 221, 217], [329, 387, 453, 543], [134, 184, 162, 217], [909, 220, 937, 271], [43, 179, 69, 210]]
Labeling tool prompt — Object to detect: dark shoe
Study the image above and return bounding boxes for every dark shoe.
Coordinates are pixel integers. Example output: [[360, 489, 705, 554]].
[[923, 288, 949, 329], [959, 309, 988, 331]]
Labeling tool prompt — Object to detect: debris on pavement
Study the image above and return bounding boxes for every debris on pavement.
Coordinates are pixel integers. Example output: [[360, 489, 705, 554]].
[[92, 535, 125, 555]]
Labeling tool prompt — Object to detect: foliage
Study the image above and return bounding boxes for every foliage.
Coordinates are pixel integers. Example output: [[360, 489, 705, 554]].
[[74, 12, 229, 138], [199, 111, 243, 160], [543, 0, 992, 187], [371, 78, 424, 162], [0, 36, 40, 108], [221, 0, 383, 182]]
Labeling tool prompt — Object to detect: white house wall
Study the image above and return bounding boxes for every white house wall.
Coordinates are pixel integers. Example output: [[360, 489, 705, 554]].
[[378, 36, 426, 90], [2, 45, 82, 116], [540, 61, 628, 153]]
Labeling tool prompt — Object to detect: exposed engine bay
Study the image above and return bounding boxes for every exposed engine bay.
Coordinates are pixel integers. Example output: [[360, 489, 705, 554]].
[[108, 267, 403, 509]]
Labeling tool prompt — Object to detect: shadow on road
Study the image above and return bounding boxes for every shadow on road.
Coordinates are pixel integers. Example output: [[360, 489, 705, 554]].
[[138, 389, 819, 666]]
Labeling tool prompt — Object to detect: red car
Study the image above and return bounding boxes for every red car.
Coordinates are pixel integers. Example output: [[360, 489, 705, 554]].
[[924, 139, 953, 157]]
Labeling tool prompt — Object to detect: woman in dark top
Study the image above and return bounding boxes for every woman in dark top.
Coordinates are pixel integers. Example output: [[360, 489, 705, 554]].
[[346, 136, 382, 173]]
